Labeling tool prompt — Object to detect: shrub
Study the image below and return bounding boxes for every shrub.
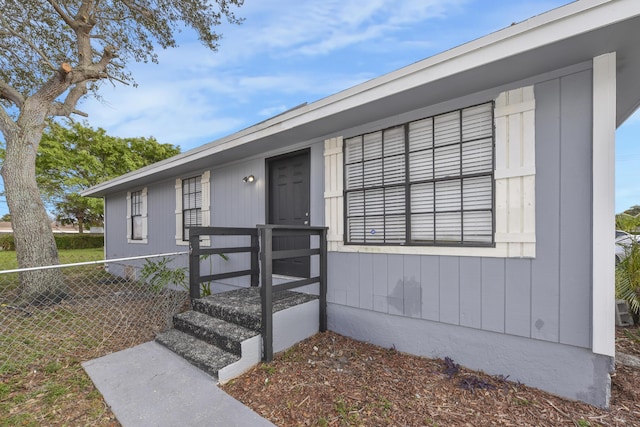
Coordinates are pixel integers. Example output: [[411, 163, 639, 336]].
[[616, 238, 640, 322], [54, 234, 104, 250], [0, 233, 103, 251]]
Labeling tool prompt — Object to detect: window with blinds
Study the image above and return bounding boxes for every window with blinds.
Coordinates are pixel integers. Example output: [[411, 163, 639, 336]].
[[182, 176, 202, 241], [344, 102, 494, 246], [131, 190, 143, 240]]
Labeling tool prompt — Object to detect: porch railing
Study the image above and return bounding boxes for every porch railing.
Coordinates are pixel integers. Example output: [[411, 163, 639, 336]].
[[188, 227, 259, 299], [257, 224, 328, 362], [188, 225, 328, 362]]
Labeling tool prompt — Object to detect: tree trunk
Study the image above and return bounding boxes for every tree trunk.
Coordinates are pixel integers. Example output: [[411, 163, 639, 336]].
[[1, 117, 65, 304], [77, 212, 84, 234]]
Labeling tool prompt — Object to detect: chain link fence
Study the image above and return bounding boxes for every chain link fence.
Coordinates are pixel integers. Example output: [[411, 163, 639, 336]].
[[0, 250, 190, 374]]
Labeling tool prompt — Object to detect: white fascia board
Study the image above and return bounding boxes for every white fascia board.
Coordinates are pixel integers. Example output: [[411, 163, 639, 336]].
[[83, 0, 639, 197]]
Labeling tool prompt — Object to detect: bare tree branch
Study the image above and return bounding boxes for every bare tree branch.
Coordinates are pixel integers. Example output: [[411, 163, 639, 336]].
[[0, 106, 18, 140], [49, 82, 88, 117], [45, 0, 77, 29], [0, 79, 25, 108]]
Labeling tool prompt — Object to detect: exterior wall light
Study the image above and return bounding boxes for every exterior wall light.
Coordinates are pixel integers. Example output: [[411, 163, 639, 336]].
[[242, 175, 255, 183]]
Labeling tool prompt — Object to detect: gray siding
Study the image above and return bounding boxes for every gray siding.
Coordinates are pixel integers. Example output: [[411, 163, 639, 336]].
[[327, 67, 594, 349]]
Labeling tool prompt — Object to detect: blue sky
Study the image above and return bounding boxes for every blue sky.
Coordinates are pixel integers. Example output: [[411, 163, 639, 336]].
[[1, 0, 639, 215]]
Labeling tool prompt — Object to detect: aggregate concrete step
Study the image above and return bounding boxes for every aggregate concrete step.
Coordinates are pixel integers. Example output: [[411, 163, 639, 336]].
[[191, 287, 317, 332], [173, 310, 259, 357], [155, 329, 240, 378]]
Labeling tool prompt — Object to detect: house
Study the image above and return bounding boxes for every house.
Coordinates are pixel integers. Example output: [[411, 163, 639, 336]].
[[82, 0, 640, 408]]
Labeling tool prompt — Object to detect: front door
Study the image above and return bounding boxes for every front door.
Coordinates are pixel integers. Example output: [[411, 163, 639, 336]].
[[267, 150, 310, 277]]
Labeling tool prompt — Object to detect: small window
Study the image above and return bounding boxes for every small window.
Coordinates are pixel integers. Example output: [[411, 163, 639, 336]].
[[131, 190, 143, 240], [344, 102, 494, 246], [182, 176, 202, 241]]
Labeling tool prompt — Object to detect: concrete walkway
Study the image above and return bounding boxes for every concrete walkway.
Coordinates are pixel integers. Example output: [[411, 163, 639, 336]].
[[83, 341, 275, 427]]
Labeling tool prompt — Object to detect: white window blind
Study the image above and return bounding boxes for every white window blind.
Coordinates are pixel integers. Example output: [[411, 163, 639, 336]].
[[182, 176, 202, 241], [345, 102, 494, 246]]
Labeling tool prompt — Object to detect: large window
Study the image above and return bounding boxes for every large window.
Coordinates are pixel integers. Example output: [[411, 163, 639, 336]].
[[344, 102, 494, 246], [130, 190, 143, 240], [182, 176, 202, 241]]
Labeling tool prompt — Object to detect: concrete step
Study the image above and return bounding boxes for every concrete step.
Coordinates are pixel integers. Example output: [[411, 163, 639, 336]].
[[192, 287, 318, 332], [173, 310, 259, 357], [155, 329, 240, 378]]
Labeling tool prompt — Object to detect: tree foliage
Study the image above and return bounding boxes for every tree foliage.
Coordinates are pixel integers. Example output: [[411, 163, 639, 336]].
[[0, 0, 242, 301], [34, 121, 180, 231]]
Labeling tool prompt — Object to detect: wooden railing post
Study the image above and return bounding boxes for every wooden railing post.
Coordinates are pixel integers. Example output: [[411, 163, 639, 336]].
[[260, 227, 274, 362], [250, 231, 259, 287], [319, 228, 328, 332], [189, 234, 201, 300]]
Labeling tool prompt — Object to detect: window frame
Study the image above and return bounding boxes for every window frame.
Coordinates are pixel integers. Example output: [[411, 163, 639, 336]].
[[181, 175, 202, 242], [343, 102, 496, 247], [126, 188, 147, 244], [175, 171, 210, 246], [130, 189, 143, 240]]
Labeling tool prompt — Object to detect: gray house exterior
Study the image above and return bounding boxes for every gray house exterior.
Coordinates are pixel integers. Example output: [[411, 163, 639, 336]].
[[84, 0, 640, 408]]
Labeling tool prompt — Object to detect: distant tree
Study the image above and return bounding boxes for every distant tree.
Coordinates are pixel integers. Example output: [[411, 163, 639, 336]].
[[35, 121, 180, 233], [624, 205, 640, 217], [0, 213, 11, 222], [616, 213, 640, 234], [0, 0, 242, 302]]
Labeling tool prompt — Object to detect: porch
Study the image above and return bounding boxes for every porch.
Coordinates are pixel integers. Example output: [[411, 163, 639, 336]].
[[155, 225, 328, 382]]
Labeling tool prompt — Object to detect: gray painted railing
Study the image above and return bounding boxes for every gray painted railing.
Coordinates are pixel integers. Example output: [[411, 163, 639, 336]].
[[188, 227, 259, 299], [188, 225, 328, 362], [257, 224, 328, 362]]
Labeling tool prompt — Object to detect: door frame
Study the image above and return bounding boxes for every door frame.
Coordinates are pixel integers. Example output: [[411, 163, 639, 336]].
[[265, 148, 311, 225], [265, 148, 311, 277]]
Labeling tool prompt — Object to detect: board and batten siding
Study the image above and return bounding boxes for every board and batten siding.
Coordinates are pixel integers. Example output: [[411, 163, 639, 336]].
[[325, 69, 593, 349]]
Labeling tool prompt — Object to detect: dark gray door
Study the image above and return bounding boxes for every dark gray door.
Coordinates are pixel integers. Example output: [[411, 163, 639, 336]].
[[267, 150, 310, 277]]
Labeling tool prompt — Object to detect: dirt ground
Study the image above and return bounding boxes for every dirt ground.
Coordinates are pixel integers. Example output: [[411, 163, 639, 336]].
[[222, 326, 640, 426]]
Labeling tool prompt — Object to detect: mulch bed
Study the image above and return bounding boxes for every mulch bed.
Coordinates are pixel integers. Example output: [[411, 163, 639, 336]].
[[223, 327, 640, 426]]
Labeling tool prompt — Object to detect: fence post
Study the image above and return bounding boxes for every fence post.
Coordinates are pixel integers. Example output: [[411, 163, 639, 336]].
[[250, 231, 259, 287], [319, 228, 328, 332], [189, 232, 201, 299], [260, 227, 274, 362]]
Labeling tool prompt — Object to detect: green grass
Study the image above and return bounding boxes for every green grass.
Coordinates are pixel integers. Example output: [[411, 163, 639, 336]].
[[0, 247, 104, 271]]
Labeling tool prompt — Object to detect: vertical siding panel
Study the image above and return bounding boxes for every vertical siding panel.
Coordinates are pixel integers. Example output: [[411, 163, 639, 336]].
[[373, 254, 389, 313], [481, 257, 505, 333], [531, 80, 561, 342], [439, 257, 460, 325], [505, 259, 531, 337], [359, 253, 374, 310], [344, 252, 360, 307], [421, 256, 440, 321], [459, 257, 481, 328], [559, 70, 593, 348], [328, 253, 347, 305], [387, 254, 404, 315], [403, 255, 422, 318]]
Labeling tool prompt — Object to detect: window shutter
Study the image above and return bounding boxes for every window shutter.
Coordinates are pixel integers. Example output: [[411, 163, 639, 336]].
[[494, 86, 536, 257]]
